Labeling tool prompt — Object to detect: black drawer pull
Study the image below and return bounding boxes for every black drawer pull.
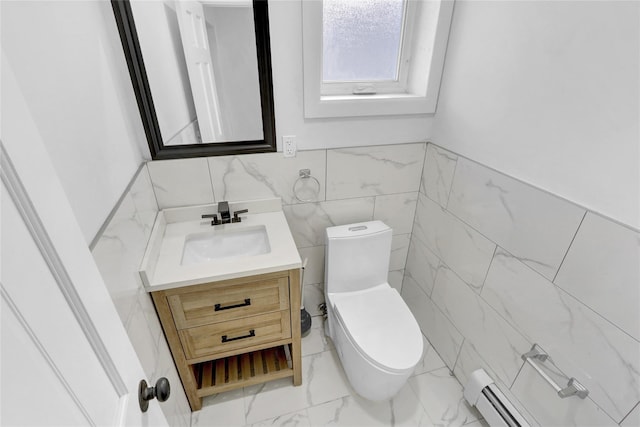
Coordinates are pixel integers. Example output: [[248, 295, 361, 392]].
[[214, 298, 251, 311], [221, 329, 255, 343]]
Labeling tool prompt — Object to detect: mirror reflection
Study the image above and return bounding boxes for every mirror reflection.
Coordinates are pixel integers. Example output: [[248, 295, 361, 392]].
[[130, 0, 263, 145]]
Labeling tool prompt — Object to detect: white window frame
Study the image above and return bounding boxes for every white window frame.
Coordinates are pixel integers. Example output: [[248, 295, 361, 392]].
[[320, 0, 418, 96], [302, 0, 455, 118]]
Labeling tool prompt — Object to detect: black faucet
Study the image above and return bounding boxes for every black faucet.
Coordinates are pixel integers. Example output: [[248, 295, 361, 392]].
[[232, 209, 249, 223], [202, 201, 248, 226], [201, 213, 219, 225], [218, 201, 231, 224]]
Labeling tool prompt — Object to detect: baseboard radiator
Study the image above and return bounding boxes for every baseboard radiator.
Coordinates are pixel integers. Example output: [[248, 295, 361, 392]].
[[464, 369, 530, 427]]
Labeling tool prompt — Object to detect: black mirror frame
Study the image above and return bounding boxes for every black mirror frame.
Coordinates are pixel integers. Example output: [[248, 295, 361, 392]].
[[111, 0, 276, 160]]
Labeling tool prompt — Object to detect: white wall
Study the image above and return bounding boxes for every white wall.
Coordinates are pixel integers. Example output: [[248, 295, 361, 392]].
[[1, 0, 148, 244], [258, 1, 433, 150], [432, 0, 639, 229]]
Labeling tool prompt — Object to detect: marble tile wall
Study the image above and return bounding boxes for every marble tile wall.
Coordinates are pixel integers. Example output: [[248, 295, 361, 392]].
[[146, 142, 425, 314], [91, 166, 191, 427], [92, 141, 637, 426], [403, 143, 640, 426]]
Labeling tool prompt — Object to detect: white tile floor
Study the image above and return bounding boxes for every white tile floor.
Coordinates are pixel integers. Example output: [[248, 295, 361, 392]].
[[191, 317, 486, 427]]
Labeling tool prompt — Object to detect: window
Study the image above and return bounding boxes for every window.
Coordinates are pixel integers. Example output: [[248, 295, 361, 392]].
[[302, 0, 455, 118], [321, 0, 413, 96]]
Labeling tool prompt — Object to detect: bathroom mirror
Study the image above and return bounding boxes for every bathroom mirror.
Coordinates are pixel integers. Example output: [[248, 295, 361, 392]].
[[112, 0, 276, 159]]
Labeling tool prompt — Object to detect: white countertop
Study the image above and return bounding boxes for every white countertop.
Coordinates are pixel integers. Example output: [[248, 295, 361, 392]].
[[140, 200, 302, 292]]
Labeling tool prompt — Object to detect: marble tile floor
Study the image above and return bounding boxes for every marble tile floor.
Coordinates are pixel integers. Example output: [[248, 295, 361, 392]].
[[191, 317, 486, 427]]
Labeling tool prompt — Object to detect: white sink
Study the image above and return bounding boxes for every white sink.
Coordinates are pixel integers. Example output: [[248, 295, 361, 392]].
[[140, 200, 302, 291], [181, 225, 271, 266]]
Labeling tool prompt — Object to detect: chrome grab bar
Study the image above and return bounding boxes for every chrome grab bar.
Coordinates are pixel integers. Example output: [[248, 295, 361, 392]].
[[521, 344, 589, 399]]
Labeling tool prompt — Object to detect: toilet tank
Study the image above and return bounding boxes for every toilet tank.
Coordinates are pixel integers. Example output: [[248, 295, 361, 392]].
[[325, 221, 392, 293]]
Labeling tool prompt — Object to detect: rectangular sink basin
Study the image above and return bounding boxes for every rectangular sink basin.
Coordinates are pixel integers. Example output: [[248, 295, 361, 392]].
[[181, 225, 270, 266]]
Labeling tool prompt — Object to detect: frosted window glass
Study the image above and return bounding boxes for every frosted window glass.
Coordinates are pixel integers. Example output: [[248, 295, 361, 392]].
[[323, 0, 405, 82]]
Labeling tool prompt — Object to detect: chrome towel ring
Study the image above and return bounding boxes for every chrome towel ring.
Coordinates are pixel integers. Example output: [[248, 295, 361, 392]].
[[293, 169, 321, 202]]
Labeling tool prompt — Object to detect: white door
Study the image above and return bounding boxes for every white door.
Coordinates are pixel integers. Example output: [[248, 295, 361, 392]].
[[0, 54, 169, 426], [176, 0, 224, 142]]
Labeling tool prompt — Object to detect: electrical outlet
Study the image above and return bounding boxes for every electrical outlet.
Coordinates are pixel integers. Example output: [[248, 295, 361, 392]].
[[283, 135, 296, 157]]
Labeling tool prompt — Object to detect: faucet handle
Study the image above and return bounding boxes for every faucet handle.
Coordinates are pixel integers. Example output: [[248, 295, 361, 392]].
[[232, 209, 249, 223], [201, 213, 219, 226]]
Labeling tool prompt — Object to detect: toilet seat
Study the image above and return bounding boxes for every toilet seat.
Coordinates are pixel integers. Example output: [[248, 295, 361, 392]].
[[332, 284, 423, 372]]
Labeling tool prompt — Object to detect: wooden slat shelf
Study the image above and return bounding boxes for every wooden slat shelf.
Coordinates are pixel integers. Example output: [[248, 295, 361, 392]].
[[192, 345, 293, 397], [152, 269, 302, 410]]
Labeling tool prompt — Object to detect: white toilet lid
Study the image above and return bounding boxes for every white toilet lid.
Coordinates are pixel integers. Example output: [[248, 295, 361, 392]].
[[333, 285, 423, 372]]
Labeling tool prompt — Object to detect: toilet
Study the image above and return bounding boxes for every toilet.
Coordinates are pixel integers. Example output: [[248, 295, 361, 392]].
[[324, 220, 423, 401]]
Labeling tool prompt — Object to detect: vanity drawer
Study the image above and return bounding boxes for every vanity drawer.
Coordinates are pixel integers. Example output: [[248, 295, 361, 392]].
[[179, 310, 291, 361], [168, 276, 290, 329]]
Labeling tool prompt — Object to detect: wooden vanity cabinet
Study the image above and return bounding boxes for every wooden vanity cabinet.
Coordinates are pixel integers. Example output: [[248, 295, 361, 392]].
[[151, 269, 302, 411]]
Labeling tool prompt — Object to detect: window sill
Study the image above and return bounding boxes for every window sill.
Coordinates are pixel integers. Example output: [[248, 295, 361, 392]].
[[305, 92, 435, 118]]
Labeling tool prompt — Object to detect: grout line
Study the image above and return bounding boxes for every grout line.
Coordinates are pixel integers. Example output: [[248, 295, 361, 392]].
[[296, 243, 326, 250], [552, 210, 586, 283], [429, 291, 466, 351], [407, 195, 420, 239], [395, 234, 411, 273], [482, 243, 640, 348], [144, 163, 161, 214], [444, 154, 459, 209], [282, 194, 376, 208], [428, 141, 640, 234], [509, 353, 527, 390], [428, 259, 442, 298], [322, 190, 421, 204], [478, 245, 498, 295], [452, 337, 465, 376], [486, 228, 640, 343], [399, 181, 640, 343], [324, 149, 328, 201], [422, 188, 446, 208], [205, 158, 217, 203], [372, 195, 379, 221], [552, 278, 640, 344], [426, 194, 497, 255], [420, 334, 450, 375], [418, 142, 429, 198], [423, 243, 535, 378], [429, 259, 446, 298], [89, 163, 147, 250], [325, 141, 426, 154], [620, 401, 640, 426], [410, 210, 535, 367], [409, 143, 428, 237], [427, 241, 483, 298]]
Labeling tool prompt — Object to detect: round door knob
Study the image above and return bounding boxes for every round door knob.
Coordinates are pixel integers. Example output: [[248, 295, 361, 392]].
[[138, 377, 171, 412], [154, 377, 170, 402]]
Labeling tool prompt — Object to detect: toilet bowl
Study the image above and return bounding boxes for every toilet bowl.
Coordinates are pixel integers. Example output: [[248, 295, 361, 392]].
[[324, 221, 423, 401]]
